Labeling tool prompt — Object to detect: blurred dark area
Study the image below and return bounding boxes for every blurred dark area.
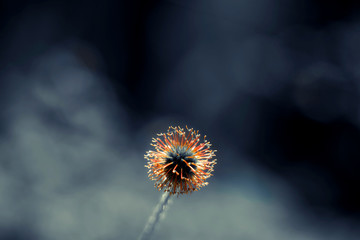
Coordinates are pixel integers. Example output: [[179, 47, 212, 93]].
[[1, 0, 360, 239]]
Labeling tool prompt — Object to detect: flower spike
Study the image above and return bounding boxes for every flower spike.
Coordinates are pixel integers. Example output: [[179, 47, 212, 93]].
[[145, 126, 217, 195]]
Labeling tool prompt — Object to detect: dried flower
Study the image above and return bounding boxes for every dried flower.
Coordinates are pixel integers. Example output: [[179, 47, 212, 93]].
[[145, 126, 216, 195]]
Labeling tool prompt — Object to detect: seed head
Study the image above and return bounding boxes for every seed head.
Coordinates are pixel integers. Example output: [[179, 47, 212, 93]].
[[145, 126, 217, 195]]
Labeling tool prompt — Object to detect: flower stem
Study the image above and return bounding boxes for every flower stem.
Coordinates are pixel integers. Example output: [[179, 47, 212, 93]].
[[138, 192, 171, 240]]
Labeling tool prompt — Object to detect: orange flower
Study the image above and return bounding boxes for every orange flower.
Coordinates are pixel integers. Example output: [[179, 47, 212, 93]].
[[145, 126, 217, 195]]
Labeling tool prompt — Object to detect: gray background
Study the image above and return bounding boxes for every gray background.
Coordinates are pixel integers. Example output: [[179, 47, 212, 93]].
[[0, 0, 360, 239]]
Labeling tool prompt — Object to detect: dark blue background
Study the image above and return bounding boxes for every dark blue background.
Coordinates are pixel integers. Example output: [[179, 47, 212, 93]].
[[0, 0, 360, 239]]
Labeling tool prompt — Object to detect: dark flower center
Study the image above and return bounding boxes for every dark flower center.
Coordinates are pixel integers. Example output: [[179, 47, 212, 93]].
[[164, 147, 197, 179]]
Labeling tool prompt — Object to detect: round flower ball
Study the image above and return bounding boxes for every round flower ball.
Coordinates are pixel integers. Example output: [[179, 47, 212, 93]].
[[145, 126, 217, 195]]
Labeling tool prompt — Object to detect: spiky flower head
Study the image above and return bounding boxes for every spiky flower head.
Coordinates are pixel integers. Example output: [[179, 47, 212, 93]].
[[145, 126, 217, 195]]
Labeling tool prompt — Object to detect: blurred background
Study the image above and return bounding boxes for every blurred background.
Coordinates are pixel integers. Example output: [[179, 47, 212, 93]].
[[0, 0, 360, 239]]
